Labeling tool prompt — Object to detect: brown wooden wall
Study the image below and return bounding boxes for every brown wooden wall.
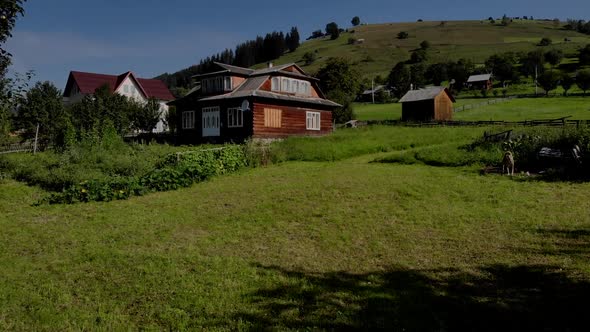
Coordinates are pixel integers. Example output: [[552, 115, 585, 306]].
[[434, 92, 453, 121], [252, 102, 333, 138]]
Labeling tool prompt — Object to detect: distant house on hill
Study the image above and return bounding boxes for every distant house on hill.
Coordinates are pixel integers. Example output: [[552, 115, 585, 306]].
[[169, 62, 341, 143], [63, 71, 175, 133], [399, 86, 455, 122], [467, 74, 493, 90]]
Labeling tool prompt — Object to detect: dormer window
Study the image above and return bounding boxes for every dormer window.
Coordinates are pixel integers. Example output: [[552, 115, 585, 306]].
[[224, 77, 232, 91], [202, 76, 232, 94], [271, 77, 311, 96]]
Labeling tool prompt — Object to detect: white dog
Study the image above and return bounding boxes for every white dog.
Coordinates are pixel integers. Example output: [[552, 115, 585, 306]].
[[502, 151, 515, 176]]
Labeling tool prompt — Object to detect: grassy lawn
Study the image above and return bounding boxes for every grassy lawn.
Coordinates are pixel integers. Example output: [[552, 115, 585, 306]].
[[1, 126, 590, 330], [354, 99, 481, 121], [355, 97, 590, 122], [455, 96, 590, 121]]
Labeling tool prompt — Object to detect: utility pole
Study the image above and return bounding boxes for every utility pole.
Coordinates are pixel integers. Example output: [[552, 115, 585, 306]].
[[535, 65, 538, 96], [371, 79, 375, 104], [33, 123, 39, 155]]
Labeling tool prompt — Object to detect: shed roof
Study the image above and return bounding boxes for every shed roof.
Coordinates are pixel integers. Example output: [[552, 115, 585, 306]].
[[399, 86, 455, 103], [467, 74, 492, 83]]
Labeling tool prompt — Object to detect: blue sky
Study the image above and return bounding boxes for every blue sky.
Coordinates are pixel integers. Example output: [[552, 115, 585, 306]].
[[5, 0, 590, 90]]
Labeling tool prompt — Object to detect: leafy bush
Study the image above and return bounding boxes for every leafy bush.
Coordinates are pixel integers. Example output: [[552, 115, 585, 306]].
[[42, 145, 248, 204]]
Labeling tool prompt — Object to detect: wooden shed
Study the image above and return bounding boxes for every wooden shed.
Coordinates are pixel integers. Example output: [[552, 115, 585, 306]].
[[399, 87, 455, 122], [467, 74, 493, 90]]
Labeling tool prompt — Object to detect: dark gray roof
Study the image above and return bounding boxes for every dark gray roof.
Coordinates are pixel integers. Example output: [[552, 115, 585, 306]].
[[467, 74, 492, 83], [251, 64, 293, 75], [199, 75, 341, 108], [399, 86, 453, 103], [213, 62, 255, 76]]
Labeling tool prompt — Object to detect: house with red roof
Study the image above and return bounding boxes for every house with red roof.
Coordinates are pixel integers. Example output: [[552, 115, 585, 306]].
[[169, 62, 340, 143], [63, 71, 175, 133]]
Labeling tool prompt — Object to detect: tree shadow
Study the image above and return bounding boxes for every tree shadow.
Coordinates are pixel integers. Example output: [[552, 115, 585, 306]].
[[235, 263, 590, 331]]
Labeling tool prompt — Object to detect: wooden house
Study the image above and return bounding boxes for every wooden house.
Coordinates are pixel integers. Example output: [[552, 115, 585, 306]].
[[399, 86, 455, 122], [467, 74, 493, 90], [170, 62, 341, 143]]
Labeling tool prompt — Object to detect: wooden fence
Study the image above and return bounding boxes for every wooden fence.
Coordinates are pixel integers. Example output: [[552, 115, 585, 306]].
[[0, 142, 35, 155], [453, 96, 517, 112], [365, 116, 590, 128]]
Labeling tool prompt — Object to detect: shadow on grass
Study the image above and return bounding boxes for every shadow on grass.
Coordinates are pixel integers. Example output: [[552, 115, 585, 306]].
[[236, 263, 590, 331]]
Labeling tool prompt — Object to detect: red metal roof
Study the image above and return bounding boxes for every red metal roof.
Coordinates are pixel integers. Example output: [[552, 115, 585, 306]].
[[65, 71, 174, 101]]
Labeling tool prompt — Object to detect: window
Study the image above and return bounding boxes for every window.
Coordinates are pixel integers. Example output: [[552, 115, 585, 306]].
[[182, 111, 195, 129], [306, 111, 321, 130], [272, 77, 312, 96], [123, 85, 129, 93], [227, 107, 243, 128], [264, 108, 282, 128], [202, 77, 224, 94], [224, 77, 232, 91], [271, 77, 280, 91], [282, 78, 290, 92]]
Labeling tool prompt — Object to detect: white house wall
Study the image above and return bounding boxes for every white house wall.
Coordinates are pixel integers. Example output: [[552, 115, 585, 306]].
[[115, 76, 148, 103], [115, 76, 168, 133]]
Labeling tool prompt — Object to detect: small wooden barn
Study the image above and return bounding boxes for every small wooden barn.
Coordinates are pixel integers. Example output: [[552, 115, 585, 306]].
[[399, 87, 455, 122], [467, 74, 493, 90]]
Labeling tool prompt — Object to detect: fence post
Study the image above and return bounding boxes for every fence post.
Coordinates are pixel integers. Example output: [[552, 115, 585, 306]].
[[33, 123, 39, 154]]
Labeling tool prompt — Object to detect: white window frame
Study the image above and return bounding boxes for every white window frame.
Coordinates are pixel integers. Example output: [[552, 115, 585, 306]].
[[182, 111, 195, 129], [224, 77, 232, 91], [227, 107, 243, 128], [271, 77, 280, 91], [306, 111, 321, 131], [273, 76, 312, 96]]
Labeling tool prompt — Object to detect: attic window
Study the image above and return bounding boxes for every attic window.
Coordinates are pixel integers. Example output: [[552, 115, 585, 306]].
[[224, 77, 232, 91], [272, 77, 311, 96]]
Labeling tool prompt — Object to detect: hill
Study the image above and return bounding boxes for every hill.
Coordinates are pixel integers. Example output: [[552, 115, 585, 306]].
[[257, 19, 590, 79]]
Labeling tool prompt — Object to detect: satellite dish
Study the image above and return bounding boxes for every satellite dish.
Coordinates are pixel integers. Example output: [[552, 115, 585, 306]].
[[241, 100, 250, 112]]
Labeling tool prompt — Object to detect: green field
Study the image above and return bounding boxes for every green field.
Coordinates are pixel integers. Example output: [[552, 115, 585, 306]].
[[1, 124, 590, 330], [260, 19, 590, 79], [354, 97, 590, 121]]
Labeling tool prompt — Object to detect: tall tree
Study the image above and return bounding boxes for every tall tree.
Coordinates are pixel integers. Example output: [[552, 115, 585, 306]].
[[387, 62, 412, 98], [132, 98, 161, 132], [519, 50, 545, 78], [0, 0, 27, 140], [561, 73, 574, 96], [17, 81, 66, 144], [544, 49, 563, 69], [579, 44, 590, 66], [325, 22, 340, 40], [485, 53, 519, 85], [351, 16, 361, 26], [576, 69, 590, 96], [286, 27, 300, 53], [537, 71, 560, 96], [315, 58, 360, 123]]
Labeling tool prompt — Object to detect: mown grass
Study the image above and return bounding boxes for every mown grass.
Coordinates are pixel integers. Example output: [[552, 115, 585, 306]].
[[1, 144, 590, 330], [270, 125, 489, 161], [455, 96, 590, 121], [354, 97, 590, 122]]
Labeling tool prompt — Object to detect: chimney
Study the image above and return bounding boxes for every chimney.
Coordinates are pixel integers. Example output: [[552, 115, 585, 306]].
[[267, 62, 273, 68]]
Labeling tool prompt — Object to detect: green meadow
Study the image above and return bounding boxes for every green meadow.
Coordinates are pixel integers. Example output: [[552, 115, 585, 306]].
[[1, 122, 590, 330]]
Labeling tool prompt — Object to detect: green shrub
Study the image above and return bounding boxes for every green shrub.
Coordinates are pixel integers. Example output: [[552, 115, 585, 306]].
[[41, 145, 248, 204]]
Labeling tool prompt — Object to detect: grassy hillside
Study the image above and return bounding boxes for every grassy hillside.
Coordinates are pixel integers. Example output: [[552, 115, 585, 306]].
[[262, 19, 590, 78]]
